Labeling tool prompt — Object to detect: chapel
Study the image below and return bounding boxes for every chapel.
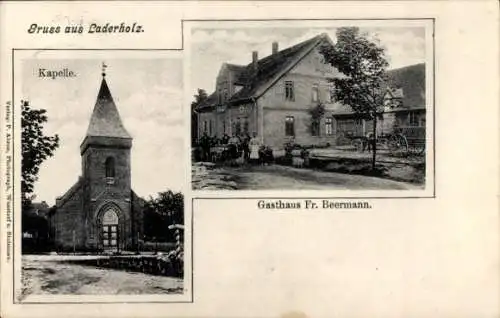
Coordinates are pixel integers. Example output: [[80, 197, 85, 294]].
[[51, 67, 144, 252]]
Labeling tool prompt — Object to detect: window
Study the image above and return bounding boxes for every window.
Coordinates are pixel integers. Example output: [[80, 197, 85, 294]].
[[312, 84, 319, 102], [409, 112, 418, 126], [420, 118, 426, 127], [325, 117, 333, 135], [223, 120, 226, 134], [105, 157, 115, 178], [209, 120, 213, 135], [203, 120, 207, 133], [285, 116, 295, 136], [102, 208, 119, 225], [327, 84, 334, 102], [285, 81, 294, 101]]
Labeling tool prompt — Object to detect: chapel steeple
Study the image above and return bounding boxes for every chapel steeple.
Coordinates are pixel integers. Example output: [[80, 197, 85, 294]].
[[55, 63, 141, 253], [80, 64, 132, 154]]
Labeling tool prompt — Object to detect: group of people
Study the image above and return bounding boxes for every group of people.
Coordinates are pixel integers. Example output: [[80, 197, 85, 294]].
[[198, 132, 265, 164]]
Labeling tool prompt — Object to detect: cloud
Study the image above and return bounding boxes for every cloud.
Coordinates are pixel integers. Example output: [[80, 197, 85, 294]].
[[190, 26, 426, 93], [367, 28, 426, 69], [24, 58, 185, 204], [119, 85, 183, 126]]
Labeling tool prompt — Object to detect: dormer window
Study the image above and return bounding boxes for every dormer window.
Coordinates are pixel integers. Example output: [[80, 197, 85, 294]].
[[105, 157, 115, 184]]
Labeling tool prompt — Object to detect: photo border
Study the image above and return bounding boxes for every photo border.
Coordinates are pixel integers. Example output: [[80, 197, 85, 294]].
[[11, 48, 193, 305], [185, 18, 436, 199]]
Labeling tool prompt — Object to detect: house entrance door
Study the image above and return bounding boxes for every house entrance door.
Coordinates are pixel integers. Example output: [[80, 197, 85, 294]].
[[101, 208, 119, 252]]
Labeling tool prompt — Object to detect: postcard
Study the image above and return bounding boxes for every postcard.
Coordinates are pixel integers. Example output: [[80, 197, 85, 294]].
[[0, 1, 498, 318]]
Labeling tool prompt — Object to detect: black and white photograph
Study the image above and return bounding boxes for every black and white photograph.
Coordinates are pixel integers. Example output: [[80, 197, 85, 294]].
[[190, 21, 433, 193], [16, 52, 189, 302]]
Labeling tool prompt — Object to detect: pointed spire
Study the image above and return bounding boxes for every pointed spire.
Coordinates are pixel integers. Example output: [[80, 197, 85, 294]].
[[84, 66, 131, 139]]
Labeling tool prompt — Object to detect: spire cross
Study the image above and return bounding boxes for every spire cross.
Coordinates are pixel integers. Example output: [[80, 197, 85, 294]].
[[102, 62, 108, 77]]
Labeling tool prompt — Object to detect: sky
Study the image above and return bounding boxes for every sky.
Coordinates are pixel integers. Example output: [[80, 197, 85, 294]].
[[22, 58, 184, 205], [190, 26, 426, 94]]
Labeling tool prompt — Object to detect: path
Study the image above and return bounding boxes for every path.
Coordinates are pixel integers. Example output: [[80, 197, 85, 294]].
[[20, 255, 183, 300], [192, 164, 422, 190]]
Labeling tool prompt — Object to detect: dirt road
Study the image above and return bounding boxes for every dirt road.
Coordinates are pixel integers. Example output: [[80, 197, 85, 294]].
[[192, 164, 422, 190], [20, 255, 183, 300]]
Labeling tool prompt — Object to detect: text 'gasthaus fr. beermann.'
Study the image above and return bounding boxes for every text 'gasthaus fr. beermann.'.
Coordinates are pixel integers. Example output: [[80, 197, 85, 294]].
[[27, 22, 144, 34], [257, 200, 372, 210]]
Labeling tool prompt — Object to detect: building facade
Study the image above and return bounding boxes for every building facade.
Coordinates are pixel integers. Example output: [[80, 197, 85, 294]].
[[51, 73, 144, 252], [197, 33, 426, 150]]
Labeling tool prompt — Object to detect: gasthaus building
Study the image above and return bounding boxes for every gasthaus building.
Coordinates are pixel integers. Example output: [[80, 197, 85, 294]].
[[50, 71, 144, 252], [196, 33, 426, 150]]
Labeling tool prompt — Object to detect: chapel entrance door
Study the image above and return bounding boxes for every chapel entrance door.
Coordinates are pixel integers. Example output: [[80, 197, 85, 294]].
[[101, 208, 119, 252]]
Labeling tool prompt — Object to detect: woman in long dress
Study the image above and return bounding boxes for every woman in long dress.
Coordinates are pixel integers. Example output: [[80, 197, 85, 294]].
[[249, 132, 260, 164]]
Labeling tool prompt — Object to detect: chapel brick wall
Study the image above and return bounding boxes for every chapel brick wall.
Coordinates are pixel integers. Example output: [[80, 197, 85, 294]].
[[54, 185, 85, 251]]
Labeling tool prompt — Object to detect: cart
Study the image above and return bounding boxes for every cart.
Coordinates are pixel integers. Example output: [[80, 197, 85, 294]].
[[395, 126, 426, 155], [346, 126, 425, 156], [385, 126, 425, 156]]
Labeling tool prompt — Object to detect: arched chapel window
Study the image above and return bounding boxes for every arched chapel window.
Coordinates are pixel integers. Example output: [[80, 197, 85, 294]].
[[105, 157, 115, 178]]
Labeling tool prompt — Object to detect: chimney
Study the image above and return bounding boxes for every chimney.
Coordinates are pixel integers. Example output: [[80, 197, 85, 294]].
[[252, 51, 258, 72], [272, 42, 279, 55]]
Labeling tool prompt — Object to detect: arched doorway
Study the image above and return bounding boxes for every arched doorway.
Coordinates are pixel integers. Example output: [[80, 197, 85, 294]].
[[100, 208, 119, 252]]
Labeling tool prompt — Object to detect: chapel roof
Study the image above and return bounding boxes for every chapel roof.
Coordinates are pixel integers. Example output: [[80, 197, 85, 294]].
[[85, 76, 131, 139]]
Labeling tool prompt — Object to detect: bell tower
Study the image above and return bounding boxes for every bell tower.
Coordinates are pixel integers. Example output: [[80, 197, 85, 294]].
[[80, 64, 134, 251]]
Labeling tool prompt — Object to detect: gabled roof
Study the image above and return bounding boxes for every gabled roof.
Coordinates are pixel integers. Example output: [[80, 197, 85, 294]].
[[85, 77, 131, 139], [386, 63, 425, 109], [332, 63, 426, 115], [55, 177, 83, 208], [198, 33, 332, 110], [24, 201, 50, 217], [225, 63, 246, 84]]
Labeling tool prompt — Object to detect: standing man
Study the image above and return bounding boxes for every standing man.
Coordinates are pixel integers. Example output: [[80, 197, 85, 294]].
[[242, 133, 250, 161], [221, 132, 230, 145], [200, 132, 211, 161]]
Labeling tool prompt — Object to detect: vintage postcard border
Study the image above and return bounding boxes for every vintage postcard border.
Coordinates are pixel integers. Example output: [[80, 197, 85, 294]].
[[7, 17, 436, 305]]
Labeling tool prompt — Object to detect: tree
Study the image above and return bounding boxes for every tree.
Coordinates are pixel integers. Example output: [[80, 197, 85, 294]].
[[21, 100, 59, 207], [143, 190, 184, 242], [309, 102, 325, 136], [320, 27, 391, 170], [191, 89, 208, 145]]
